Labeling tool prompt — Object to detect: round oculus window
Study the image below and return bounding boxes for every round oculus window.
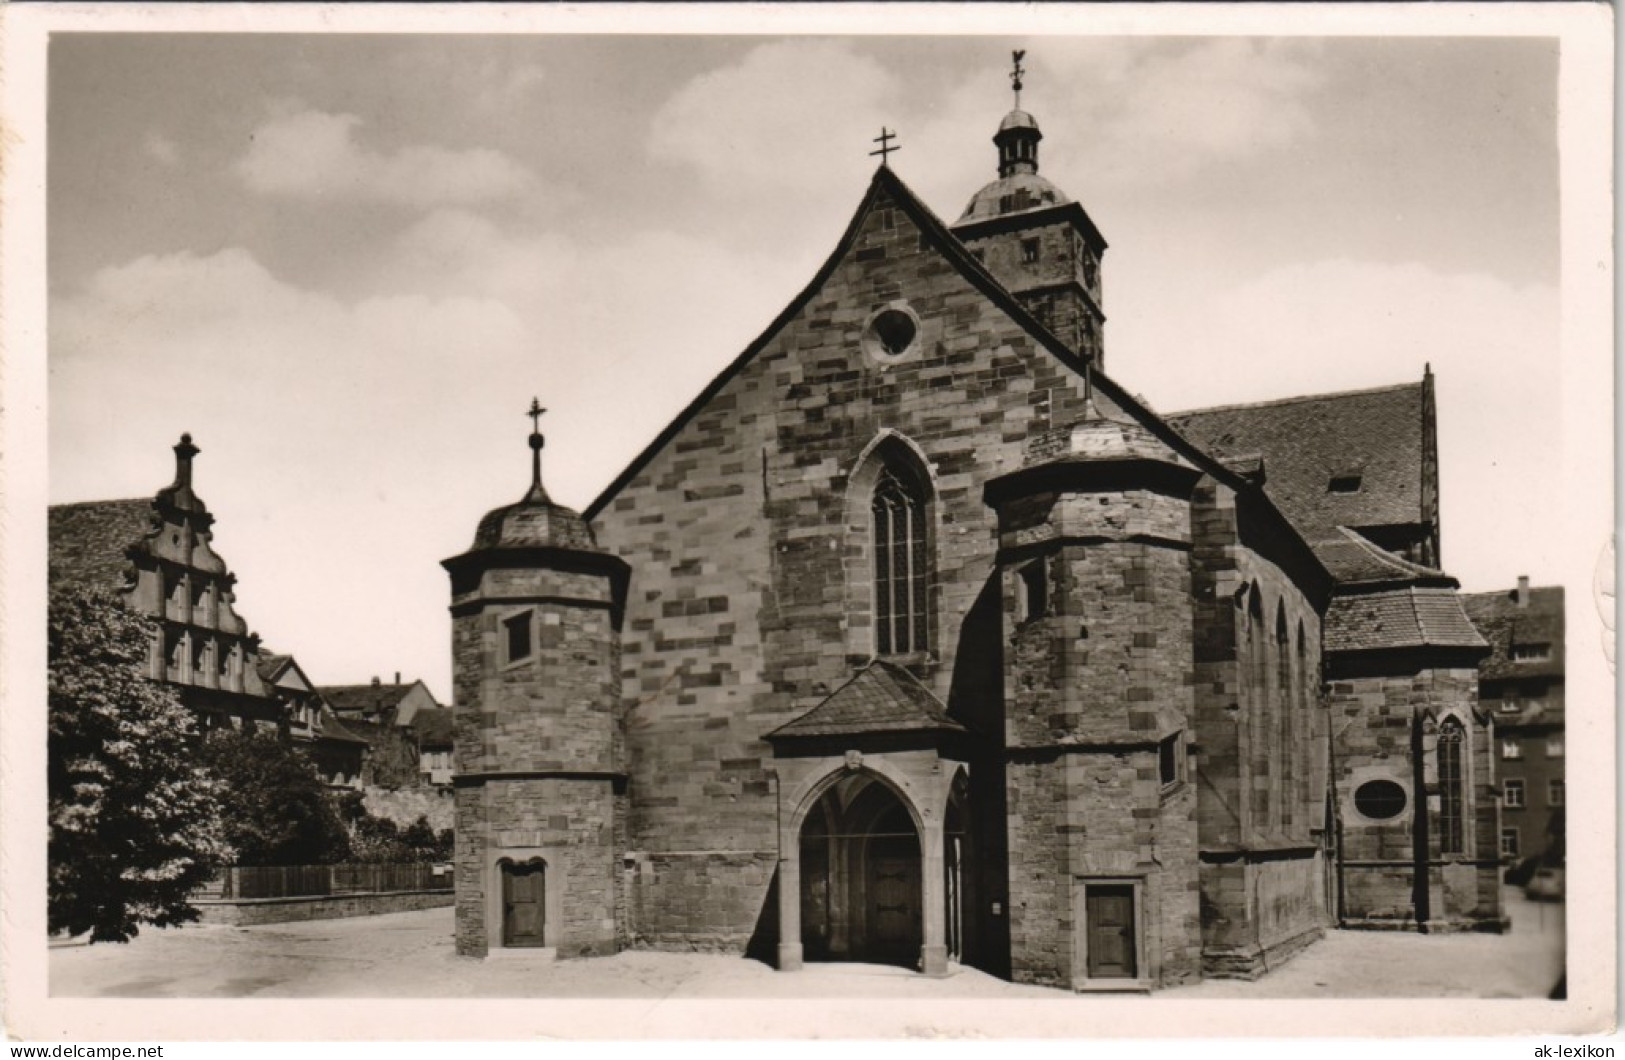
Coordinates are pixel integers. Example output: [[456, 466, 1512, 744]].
[[863, 305, 920, 362], [1353, 779, 1408, 820]]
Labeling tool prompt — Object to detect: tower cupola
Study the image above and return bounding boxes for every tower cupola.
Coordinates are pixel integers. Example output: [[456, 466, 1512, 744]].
[[950, 51, 1110, 368], [995, 107, 1042, 179]]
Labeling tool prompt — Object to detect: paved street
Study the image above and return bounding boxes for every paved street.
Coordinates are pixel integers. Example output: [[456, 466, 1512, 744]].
[[51, 888, 1562, 1001]]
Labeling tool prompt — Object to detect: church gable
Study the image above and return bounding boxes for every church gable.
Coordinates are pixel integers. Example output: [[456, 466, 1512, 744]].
[[587, 167, 1118, 883]]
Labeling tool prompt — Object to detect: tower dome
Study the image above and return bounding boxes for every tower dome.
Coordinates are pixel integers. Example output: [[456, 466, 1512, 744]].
[[466, 399, 597, 553], [955, 84, 1074, 224]]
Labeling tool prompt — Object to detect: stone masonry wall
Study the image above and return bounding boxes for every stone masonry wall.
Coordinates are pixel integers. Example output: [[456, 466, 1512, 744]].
[[591, 180, 1111, 949], [996, 482, 1202, 986], [1328, 663, 1502, 930], [454, 778, 618, 957], [1187, 478, 1329, 972], [362, 784, 455, 832], [450, 562, 621, 957]]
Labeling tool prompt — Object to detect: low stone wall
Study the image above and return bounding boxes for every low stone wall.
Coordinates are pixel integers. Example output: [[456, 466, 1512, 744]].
[[194, 889, 453, 926], [362, 784, 456, 831]]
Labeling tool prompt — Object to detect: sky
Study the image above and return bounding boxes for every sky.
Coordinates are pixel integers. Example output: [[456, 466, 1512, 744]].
[[46, 29, 1568, 702]]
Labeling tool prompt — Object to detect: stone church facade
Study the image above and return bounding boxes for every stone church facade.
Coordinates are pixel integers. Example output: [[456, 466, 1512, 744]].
[[445, 97, 1503, 989]]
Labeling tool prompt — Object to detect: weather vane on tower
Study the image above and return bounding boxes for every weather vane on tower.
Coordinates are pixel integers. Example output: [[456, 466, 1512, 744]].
[[1011, 49, 1026, 109]]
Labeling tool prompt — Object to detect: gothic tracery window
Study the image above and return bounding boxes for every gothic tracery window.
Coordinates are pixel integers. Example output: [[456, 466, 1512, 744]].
[[872, 464, 930, 655], [1437, 718, 1466, 854]]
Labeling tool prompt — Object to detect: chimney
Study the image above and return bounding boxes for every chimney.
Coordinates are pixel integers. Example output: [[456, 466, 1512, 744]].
[[372, 675, 381, 687], [1515, 575, 1530, 607], [395, 671, 401, 685]]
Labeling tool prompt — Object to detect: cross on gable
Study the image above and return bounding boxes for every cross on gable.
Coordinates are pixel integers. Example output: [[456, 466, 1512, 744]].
[[869, 127, 900, 166]]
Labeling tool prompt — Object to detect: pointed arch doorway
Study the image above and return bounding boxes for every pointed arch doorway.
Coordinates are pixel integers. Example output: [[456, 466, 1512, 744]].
[[799, 774, 923, 966]]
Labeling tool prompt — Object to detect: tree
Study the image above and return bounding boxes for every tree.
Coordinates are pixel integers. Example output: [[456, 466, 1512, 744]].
[[200, 729, 352, 866], [48, 587, 229, 942]]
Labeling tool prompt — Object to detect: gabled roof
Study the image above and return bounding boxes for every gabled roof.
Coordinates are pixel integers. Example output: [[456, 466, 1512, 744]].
[[766, 660, 967, 740], [1167, 382, 1428, 539], [584, 165, 1270, 525], [1463, 584, 1565, 683], [319, 681, 420, 716], [47, 499, 157, 596], [411, 706, 455, 748], [255, 653, 293, 684], [314, 707, 370, 746], [1324, 586, 1488, 655]]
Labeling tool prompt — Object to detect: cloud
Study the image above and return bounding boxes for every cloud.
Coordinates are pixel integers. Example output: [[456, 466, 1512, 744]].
[[1089, 39, 1326, 170], [648, 40, 900, 197], [234, 105, 535, 207], [143, 132, 179, 166], [49, 209, 811, 693]]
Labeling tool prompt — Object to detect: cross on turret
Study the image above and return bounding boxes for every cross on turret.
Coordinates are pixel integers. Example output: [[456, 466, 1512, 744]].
[[526, 397, 548, 499]]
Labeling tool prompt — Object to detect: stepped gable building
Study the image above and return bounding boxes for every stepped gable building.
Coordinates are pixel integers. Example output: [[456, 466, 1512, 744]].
[[447, 79, 1501, 989], [1464, 578, 1566, 866], [49, 434, 285, 733]]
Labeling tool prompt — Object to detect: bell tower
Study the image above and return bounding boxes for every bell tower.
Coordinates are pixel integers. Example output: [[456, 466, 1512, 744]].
[[951, 52, 1109, 370]]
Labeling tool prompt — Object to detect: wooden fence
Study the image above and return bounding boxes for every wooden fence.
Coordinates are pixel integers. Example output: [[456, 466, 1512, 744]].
[[209, 862, 450, 900]]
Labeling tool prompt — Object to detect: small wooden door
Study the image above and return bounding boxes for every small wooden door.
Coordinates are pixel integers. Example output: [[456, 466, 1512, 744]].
[[502, 861, 547, 947], [1085, 885, 1137, 979], [868, 841, 921, 963]]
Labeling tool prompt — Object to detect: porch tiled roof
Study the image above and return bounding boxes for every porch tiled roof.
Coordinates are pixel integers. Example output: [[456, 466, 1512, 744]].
[[767, 660, 966, 740]]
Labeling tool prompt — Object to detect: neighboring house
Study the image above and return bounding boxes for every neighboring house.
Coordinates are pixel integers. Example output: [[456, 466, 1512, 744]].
[[49, 435, 285, 734], [256, 653, 371, 789], [444, 83, 1498, 991], [318, 677, 445, 789], [1463, 577, 1566, 866], [320, 677, 440, 727], [411, 707, 454, 786]]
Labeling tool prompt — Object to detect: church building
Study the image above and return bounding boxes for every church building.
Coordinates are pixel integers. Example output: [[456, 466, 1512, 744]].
[[444, 70, 1503, 990]]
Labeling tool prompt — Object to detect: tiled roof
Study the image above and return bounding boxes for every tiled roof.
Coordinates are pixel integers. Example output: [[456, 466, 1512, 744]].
[[767, 660, 967, 740], [1463, 585, 1565, 683], [1325, 586, 1489, 654], [1167, 383, 1425, 537], [319, 683, 415, 716], [47, 499, 158, 597], [315, 708, 371, 746], [1312, 527, 1451, 587], [411, 706, 454, 748], [255, 653, 292, 683]]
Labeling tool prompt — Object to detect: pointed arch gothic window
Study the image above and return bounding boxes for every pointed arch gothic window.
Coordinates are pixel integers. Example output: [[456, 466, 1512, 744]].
[[872, 464, 930, 655], [1437, 718, 1466, 854], [1275, 605, 1292, 832]]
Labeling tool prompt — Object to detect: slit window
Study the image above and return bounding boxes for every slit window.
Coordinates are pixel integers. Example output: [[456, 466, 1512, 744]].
[[1158, 734, 1181, 789], [1018, 558, 1048, 623], [504, 610, 535, 665], [1327, 473, 1362, 494], [1021, 238, 1040, 264]]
